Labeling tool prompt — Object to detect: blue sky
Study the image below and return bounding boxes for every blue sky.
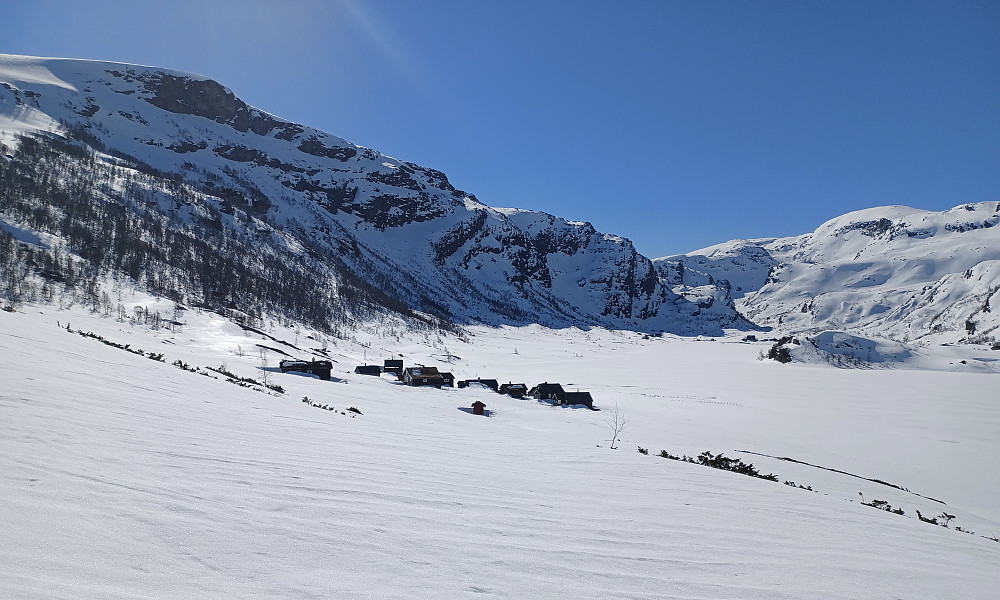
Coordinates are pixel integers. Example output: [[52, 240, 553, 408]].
[[2, 1, 998, 257]]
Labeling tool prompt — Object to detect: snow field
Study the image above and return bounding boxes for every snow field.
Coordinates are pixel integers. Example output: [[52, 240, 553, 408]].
[[2, 304, 998, 598]]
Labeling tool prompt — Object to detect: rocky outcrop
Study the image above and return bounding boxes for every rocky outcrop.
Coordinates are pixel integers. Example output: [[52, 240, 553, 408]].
[[134, 71, 300, 138]]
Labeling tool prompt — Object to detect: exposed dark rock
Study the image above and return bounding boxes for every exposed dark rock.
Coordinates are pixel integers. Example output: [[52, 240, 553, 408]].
[[144, 74, 241, 121], [214, 144, 264, 163], [213, 144, 305, 173], [351, 193, 448, 230], [433, 210, 488, 264], [273, 123, 304, 141], [140, 73, 287, 136], [78, 101, 100, 117], [366, 166, 422, 191], [836, 218, 901, 239], [297, 136, 357, 162], [945, 216, 1000, 233], [168, 140, 207, 154], [405, 163, 457, 193]]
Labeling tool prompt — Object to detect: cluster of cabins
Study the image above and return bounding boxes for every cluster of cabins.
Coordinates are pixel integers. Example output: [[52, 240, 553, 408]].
[[350, 359, 594, 409], [277, 357, 595, 410]]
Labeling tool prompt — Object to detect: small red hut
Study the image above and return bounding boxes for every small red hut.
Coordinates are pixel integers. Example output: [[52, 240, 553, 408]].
[[471, 400, 486, 416]]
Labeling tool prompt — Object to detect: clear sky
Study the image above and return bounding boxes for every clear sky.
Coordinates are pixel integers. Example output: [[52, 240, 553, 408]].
[[2, 1, 998, 257]]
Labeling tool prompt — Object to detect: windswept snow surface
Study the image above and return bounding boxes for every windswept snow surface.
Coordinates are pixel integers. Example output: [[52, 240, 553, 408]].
[[0, 54, 78, 90], [2, 303, 998, 599]]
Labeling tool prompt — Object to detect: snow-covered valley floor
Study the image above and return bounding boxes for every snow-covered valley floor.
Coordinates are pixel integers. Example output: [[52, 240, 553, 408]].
[[2, 300, 998, 599]]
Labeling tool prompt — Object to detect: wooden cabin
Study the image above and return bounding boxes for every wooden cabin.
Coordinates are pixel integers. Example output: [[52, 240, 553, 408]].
[[499, 383, 528, 399], [354, 365, 382, 376], [562, 391, 594, 408], [472, 400, 486, 416], [402, 366, 444, 387], [529, 382, 565, 403], [383, 359, 404, 376], [439, 372, 455, 387], [458, 378, 499, 392], [279, 359, 333, 381]]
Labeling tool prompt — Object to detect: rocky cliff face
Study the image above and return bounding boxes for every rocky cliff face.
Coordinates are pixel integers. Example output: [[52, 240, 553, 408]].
[[0, 54, 747, 334]]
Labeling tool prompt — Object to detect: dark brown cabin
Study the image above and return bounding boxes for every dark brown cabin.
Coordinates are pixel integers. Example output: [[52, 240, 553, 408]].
[[529, 382, 565, 403], [279, 359, 333, 381], [562, 391, 594, 408], [472, 400, 486, 415], [402, 366, 444, 387], [499, 383, 528, 398], [458, 378, 499, 392], [383, 359, 404, 376]]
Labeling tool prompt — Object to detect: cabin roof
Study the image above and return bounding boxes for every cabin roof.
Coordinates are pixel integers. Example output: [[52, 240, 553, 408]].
[[281, 358, 332, 368], [405, 366, 441, 377], [533, 382, 564, 393]]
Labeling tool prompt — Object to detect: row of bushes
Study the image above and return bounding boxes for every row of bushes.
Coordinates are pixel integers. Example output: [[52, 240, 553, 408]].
[[640, 444, 997, 543], [640, 448, 779, 482], [64, 321, 283, 394], [69, 324, 164, 362]]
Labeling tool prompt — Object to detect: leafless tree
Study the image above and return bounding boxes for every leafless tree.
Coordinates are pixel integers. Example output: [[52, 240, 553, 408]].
[[607, 402, 628, 450], [259, 347, 270, 386]]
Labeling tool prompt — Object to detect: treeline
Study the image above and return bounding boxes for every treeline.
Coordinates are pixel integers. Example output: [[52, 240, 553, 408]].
[[0, 133, 440, 333]]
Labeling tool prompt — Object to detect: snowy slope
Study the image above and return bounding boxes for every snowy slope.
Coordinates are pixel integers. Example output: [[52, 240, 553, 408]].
[[657, 203, 1000, 349], [0, 53, 744, 334], [2, 301, 998, 599]]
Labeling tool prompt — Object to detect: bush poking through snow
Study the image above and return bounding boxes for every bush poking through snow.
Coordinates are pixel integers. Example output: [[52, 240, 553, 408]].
[[914, 510, 959, 529], [861, 497, 905, 515], [695, 451, 779, 481], [766, 337, 798, 363], [657, 450, 778, 481], [784, 480, 813, 491], [172, 359, 196, 372]]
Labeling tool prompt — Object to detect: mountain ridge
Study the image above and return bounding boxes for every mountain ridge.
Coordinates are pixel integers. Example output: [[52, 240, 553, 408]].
[[0, 53, 746, 335], [655, 202, 1000, 347], [2, 54, 999, 352]]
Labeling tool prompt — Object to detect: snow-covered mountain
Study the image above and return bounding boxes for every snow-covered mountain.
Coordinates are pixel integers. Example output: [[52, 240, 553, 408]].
[[656, 203, 1000, 347], [0, 54, 744, 334], [3, 53, 997, 354]]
